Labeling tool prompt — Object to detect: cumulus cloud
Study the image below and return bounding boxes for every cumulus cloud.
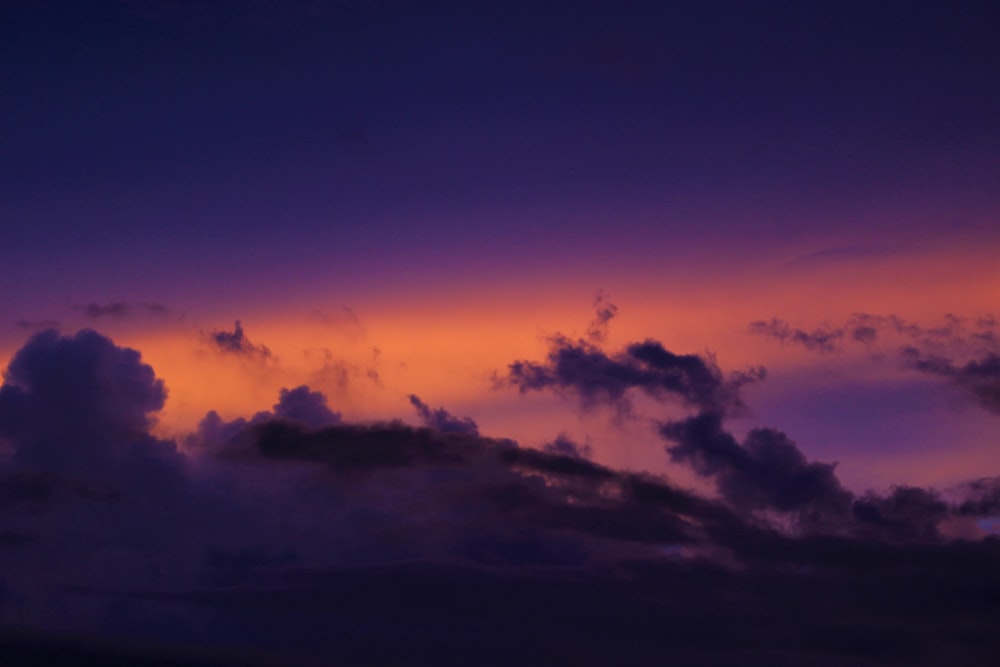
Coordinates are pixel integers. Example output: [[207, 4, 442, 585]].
[[408, 394, 479, 435], [209, 320, 271, 358], [0, 329, 170, 472], [272, 385, 342, 428]]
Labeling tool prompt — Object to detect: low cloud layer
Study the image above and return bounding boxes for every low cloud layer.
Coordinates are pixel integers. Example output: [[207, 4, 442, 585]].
[[0, 328, 998, 665]]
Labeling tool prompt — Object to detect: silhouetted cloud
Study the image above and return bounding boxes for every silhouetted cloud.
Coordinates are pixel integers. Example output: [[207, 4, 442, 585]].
[[542, 433, 593, 459], [752, 313, 1000, 415], [272, 386, 341, 428], [408, 395, 478, 435], [2, 327, 1000, 665], [852, 486, 950, 542], [0, 329, 170, 472], [209, 320, 271, 358], [955, 477, 1000, 517], [662, 412, 853, 524], [748, 318, 845, 353], [505, 335, 764, 415], [902, 348, 1000, 415]]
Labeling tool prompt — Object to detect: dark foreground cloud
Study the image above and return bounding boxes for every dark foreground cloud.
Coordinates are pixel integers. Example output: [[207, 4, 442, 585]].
[[662, 412, 853, 526], [0, 329, 170, 473], [1, 329, 999, 665]]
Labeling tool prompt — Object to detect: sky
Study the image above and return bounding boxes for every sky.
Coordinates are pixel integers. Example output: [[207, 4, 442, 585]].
[[1, 0, 999, 664]]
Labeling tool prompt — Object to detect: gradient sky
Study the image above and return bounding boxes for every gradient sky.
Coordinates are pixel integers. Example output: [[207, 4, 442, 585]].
[[1, 1, 999, 664]]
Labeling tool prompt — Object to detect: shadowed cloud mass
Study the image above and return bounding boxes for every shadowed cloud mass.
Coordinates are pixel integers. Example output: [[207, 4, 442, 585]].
[[0, 328, 998, 664]]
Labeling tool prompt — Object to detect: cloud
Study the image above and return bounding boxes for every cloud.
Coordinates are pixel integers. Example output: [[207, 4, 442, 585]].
[[542, 433, 593, 459], [0, 329, 169, 473], [748, 318, 845, 353], [661, 412, 853, 524], [80, 302, 170, 320], [408, 395, 478, 435], [902, 349, 1000, 415], [190, 385, 341, 447], [272, 386, 341, 428], [209, 320, 272, 358], [752, 313, 1000, 415], [2, 327, 1000, 664], [504, 335, 764, 416]]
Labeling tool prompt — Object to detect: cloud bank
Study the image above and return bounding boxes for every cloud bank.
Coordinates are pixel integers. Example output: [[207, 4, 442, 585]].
[[0, 327, 998, 665]]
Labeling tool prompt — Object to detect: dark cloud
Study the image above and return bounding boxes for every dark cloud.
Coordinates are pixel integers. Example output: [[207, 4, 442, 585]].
[[902, 348, 1000, 415], [2, 328, 1000, 665], [191, 385, 341, 447], [0, 329, 169, 472], [408, 394, 478, 435], [80, 302, 170, 320], [542, 433, 593, 459], [209, 320, 271, 358], [748, 318, 845, 353], [752, 313, 1000, 415], [272, 386, 341, 428], [852, 486, 950, 543], [955, 477, 1000, 517], [662, 412, 853, 523], [504, 335, 764, 416]]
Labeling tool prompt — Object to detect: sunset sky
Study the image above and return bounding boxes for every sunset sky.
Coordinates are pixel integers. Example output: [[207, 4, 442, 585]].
[[1, 1, 998, 664]]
